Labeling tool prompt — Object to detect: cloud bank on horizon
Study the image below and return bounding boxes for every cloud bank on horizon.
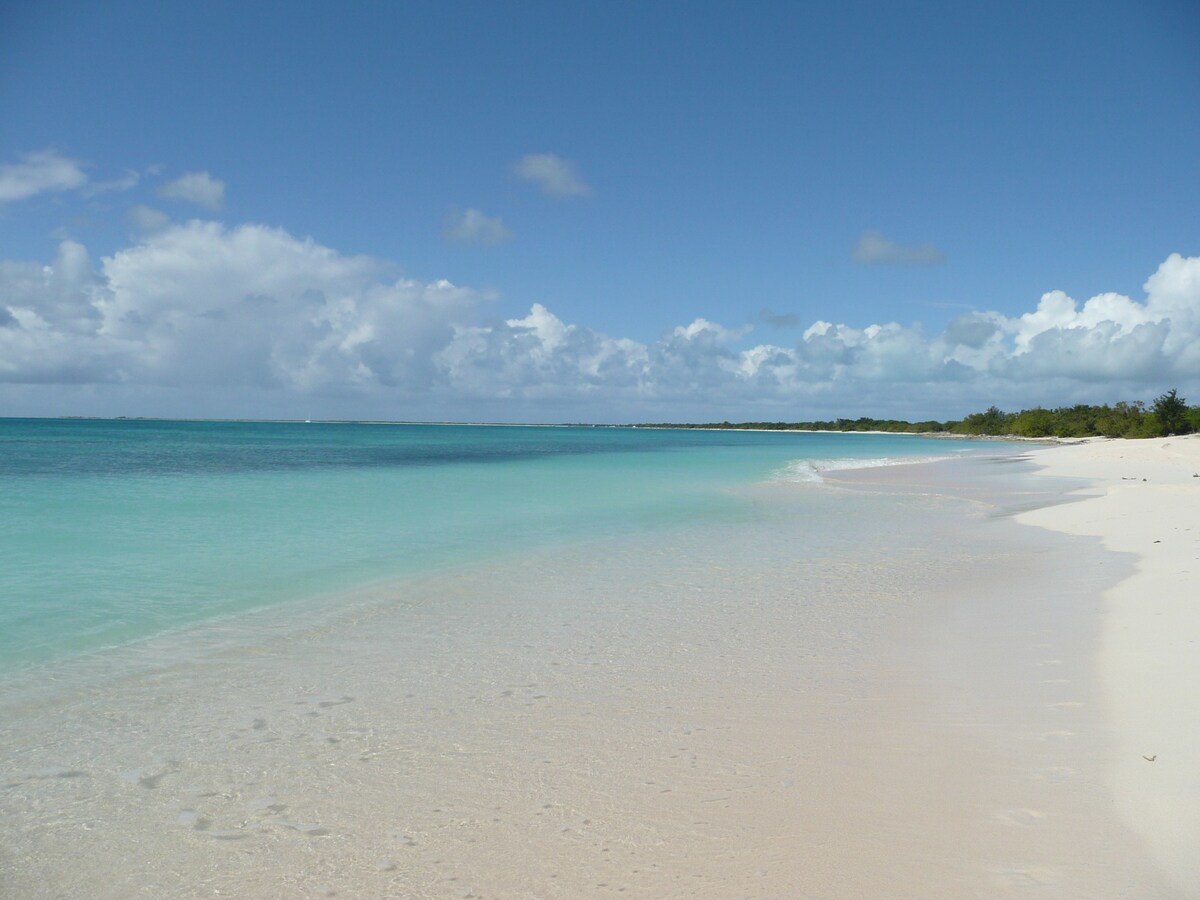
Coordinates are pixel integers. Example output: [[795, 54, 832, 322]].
[[2, 152, 1197, 423]]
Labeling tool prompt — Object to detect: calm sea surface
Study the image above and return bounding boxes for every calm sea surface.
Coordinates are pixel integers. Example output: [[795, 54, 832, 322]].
[[0, 418, 969, 671]]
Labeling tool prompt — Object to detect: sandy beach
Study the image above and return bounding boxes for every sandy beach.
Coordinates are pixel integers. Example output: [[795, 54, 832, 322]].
[[2, 438, 1197, 897], [1017, 435, 1200, 896]]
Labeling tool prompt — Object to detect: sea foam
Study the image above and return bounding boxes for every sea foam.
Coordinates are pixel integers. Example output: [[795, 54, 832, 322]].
[[773, 455, 952, 483]]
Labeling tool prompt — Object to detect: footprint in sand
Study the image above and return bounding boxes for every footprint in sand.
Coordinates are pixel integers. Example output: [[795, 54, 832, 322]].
[[247, 796, 287, 814], [177, 809, 210, 830], [231, 716, 268, 738], [179, 785, 219, 798], [205, 829, 252, 841], [120, 760, 178, 789], [18, 766, 87, 781], [271, 819, 330, 836]]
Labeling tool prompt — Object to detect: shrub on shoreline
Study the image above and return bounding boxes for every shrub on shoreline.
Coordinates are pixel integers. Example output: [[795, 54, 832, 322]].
[[640, 390, 1197, 438]]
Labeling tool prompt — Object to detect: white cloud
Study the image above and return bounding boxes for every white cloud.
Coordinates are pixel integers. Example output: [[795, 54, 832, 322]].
[[1012, 290, 1146, 353], [0, 241, 115, 384], [434, 254, 1200, 414], [0, 149, 88, 203], [1141, 252, 1200, 370], [853, 230, 946, 266], [83, 169, 140, 197], [156, 171, 226, 210], [671, 318, 747, 343], [438, 304, 647, 400], [1, 222, 481, 394], [2, 225, 1197, 421], [514, 153, 592, 198], [126, 205, 170, 233], [444, 208, 514, 245]]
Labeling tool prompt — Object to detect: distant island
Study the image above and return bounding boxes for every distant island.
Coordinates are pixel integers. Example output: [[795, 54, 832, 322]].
[[639, 389, 1199, 439]]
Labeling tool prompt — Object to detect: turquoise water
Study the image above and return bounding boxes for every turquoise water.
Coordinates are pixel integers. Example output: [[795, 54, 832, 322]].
[[0, 418, 966, 670]]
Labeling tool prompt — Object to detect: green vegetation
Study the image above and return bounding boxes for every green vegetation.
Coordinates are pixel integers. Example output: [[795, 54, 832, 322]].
[[640, 390, 1198, 439], [1152, 388, 1191, 436]]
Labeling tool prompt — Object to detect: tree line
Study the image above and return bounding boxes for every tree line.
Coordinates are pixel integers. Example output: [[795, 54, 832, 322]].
[[639, 390, 1199, 439]]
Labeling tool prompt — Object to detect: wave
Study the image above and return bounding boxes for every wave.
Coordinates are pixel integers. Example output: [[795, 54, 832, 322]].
[[772, 455, 952, 483]]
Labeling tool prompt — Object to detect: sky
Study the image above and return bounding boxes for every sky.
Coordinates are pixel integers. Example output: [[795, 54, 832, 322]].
[[1, 0, 1198, 423]]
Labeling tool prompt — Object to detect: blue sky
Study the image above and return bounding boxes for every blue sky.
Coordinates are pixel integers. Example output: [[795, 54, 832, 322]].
[[1, 1, 1198, 422]]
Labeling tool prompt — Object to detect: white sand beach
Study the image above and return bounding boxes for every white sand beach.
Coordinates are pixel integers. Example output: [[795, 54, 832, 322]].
[[1018, 435, 1200, 896]]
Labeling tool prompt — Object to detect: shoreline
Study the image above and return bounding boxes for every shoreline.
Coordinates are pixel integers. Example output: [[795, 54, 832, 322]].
[[0, 413, 1114, 442], [1016, 435, 1200, 895]]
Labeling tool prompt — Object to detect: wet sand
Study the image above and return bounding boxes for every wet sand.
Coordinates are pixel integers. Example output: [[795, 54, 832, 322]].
[[0, 451, 1183, 897]]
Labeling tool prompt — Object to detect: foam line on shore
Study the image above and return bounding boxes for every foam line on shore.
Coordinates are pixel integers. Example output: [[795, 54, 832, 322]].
[[772, 454, 955, 482]]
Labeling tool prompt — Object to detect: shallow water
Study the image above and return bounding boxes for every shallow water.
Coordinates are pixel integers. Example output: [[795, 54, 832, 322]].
[[0, 419, 970, 670]]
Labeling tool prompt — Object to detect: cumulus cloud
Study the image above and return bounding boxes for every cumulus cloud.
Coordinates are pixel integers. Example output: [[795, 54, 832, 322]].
[[444, 208, 514, 245], [0, 222, 480, 393], [514, 153, 592, 198], [2, 225, 1198, 420], [439, 304, 645, 399], [853, 230, 946, 266], [0, 149, 88, 203], [435, 252, 1200, 412], [156, 171, 225, 210]]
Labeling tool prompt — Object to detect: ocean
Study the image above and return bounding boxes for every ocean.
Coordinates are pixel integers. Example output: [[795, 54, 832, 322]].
[[0, 418, 962, 672]]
